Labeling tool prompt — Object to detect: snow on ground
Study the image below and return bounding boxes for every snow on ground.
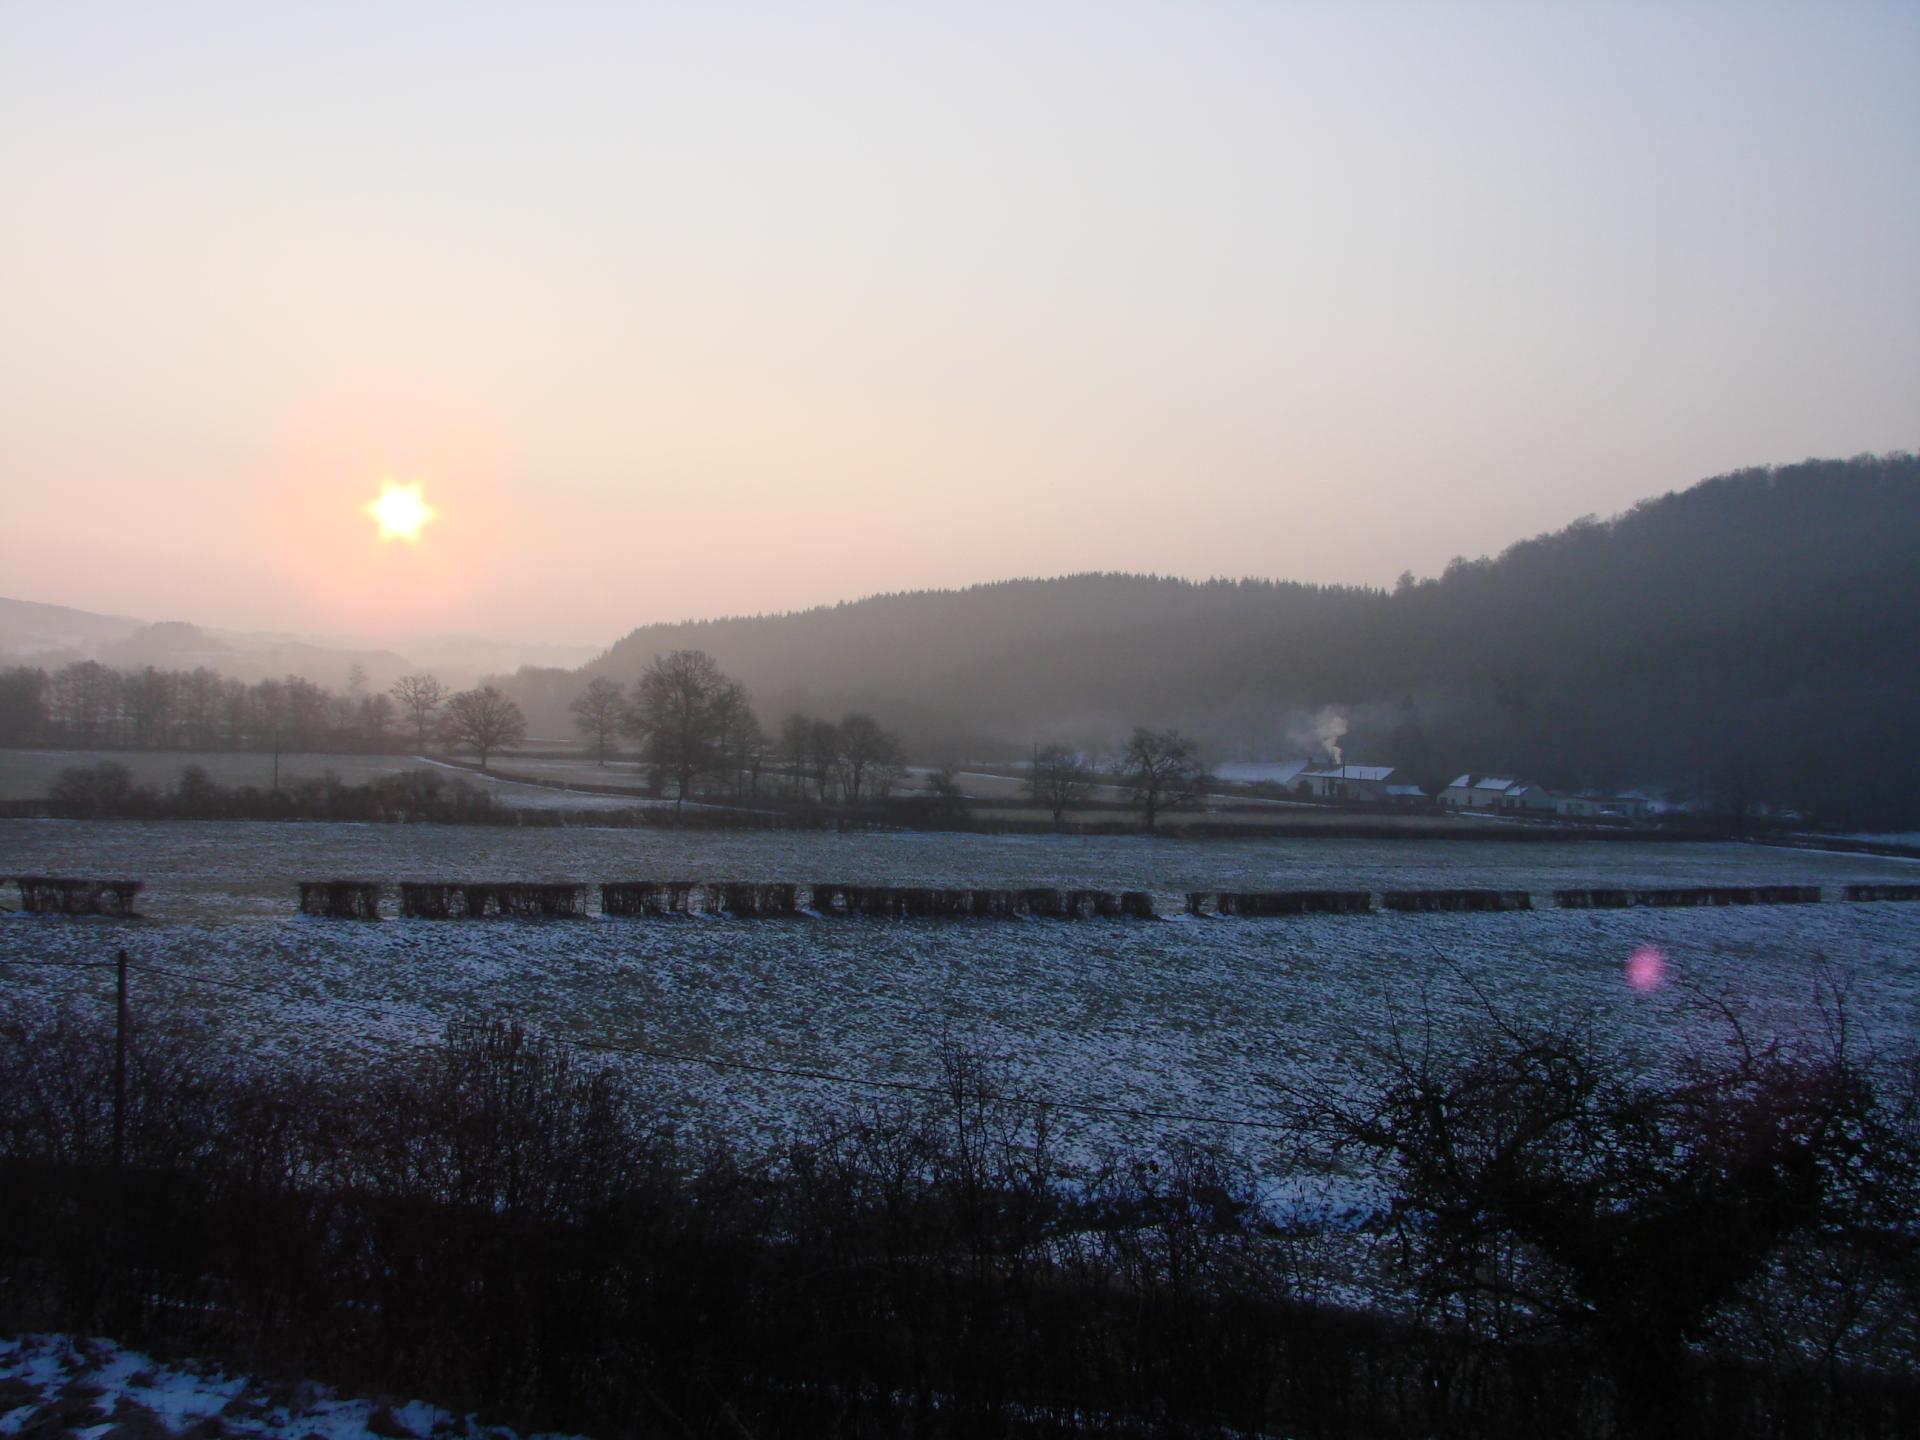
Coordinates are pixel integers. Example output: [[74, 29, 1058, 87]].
[[3, 820, 1917, 1192], [0, 1334, 585, 1440]]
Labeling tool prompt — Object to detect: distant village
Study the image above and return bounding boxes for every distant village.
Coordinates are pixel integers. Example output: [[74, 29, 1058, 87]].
[[1229, 760, 1655, 822]]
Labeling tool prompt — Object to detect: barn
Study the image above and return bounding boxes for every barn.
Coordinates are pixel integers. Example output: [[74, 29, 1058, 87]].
[[1296, 764, 1410, 803]]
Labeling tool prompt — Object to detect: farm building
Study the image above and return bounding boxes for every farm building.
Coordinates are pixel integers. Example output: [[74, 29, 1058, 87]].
[[1440, 774, 1521, 810], [1295, 764, 1417, 803], [1212, 759, 1315, 788], [1498, 783, 1559, 814], [1555, 793, 1654, 820]]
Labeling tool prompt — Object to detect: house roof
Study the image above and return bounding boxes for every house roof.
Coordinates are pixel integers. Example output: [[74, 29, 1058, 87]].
[[1302, 764, 1397, 782], [1444, 774, 1474, 791], [1473, 776, 1518, 792], [1212, 760, 1313, 785]]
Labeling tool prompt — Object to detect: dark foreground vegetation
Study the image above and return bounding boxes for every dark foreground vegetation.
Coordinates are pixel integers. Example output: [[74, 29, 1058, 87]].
[[0, 995, 1914, 1438]]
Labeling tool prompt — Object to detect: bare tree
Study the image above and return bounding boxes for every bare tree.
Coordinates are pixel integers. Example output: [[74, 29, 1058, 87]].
[[708, 680, 763, 799], [805, 718, 840, 802], [736, 707, 772, 798], [1316, 1004, 1910, 1440], [624, 649, 727, 816], [391, 674, 448, 752], [443, 685, 527, 770], [1025, 744, 1094, 830], [52, 660, 117, 745], [326, 690, 358, 744], [283, 677, 330, 750], [569, 677, 626, 766], [777, 713, 814, 800], [834, 712, 905, 804], [254, 678, 288, 789], [1120, 726, 1206, 832], [359, 692, 396, 747], [925, 765, 970, 824]]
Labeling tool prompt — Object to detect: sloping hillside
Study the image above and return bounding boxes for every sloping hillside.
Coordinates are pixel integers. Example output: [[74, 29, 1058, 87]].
[[0, 596, 143, 657], [569, 455, 1918, 825]]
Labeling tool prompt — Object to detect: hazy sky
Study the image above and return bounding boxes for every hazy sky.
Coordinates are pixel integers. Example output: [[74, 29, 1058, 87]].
[[3, 2, 1915, 644]]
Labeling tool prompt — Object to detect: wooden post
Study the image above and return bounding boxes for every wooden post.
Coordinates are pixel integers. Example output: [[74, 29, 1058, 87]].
[[113, 949, 128, 1172]]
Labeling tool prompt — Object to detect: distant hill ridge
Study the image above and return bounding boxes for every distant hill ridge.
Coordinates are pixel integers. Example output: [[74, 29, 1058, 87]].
[[564, 455, 1917, 826], [0, 600, 597, 693]]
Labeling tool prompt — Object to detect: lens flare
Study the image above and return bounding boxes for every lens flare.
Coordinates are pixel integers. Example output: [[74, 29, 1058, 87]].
[[1625, 944, 1666, 991], [367, 480, 435, 543]]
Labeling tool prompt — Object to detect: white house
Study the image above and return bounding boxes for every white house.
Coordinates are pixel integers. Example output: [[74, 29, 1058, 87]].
[[1554, 793, 1653, 821], [1498, 783, 1559, 814], [1297, 764, 1410, 803], [1441, 774, 1520, 810]]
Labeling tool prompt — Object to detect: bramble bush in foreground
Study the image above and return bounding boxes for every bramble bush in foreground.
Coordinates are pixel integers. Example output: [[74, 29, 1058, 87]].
[[0, 997, 1913, 1438]]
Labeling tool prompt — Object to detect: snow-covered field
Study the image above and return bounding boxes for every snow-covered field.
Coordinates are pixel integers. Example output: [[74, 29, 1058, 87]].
[[0, 1335, 583, 1440], [3, 820, 1917, 1186]]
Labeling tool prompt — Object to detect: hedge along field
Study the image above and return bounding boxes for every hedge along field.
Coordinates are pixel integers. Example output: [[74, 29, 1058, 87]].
[[0, 749, 657, 810], [4, 818, 1918, 1201], [0, 749, 424, 798], [7, 818, 1919, 920]]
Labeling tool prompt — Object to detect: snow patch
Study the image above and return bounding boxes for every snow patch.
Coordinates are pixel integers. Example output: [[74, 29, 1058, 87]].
[[0, 1334, 587, 1440]]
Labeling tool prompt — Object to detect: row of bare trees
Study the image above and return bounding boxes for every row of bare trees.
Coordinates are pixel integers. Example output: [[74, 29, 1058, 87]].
[[562, 650, 908, 813], [0, 660, 528, 766], [1025, 726, 1209, 829], [0, 661, 394, 752], [561, 650, 766, 814], [4, 655, 1209, 827], [775, 710, 907, 805]]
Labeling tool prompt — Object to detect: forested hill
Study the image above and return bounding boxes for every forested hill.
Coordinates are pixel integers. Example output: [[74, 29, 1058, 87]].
[[558, 455, 1919, 825]]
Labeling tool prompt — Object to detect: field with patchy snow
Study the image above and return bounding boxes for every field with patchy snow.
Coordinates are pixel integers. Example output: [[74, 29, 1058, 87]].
[[0, 1334, 582, 1440], [3, 819, 1917, 1191]]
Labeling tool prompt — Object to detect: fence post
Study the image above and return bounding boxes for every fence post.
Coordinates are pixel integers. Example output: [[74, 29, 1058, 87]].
[[114, 949, 128, 1172]]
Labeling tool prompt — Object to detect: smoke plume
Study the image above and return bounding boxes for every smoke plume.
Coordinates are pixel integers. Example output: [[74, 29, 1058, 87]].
[[1316, 707, 1347, 765]]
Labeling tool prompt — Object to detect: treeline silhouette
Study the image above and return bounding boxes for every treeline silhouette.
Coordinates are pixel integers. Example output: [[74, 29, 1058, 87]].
[[522, 455, 1917, 827], [0, 664, 406, 752], [0, 998, 1913, 1437]]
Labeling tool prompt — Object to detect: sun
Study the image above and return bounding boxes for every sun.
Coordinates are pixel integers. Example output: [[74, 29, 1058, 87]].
[[366, 480, 436, 543]]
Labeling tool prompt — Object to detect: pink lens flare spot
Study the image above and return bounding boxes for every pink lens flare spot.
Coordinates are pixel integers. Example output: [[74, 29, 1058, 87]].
[[1625, 945, 1666, 991]]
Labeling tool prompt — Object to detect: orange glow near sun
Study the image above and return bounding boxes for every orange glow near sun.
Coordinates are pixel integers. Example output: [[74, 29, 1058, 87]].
[[267, 375, 513, 631], [367, 480, 436, 543]]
